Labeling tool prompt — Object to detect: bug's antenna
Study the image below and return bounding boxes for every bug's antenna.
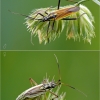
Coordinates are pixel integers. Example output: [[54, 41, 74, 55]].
[[61, 83, 87, 97], [54, 54, 61, 81], [8, 10, 44, 21], [8, 10, 35, 20]]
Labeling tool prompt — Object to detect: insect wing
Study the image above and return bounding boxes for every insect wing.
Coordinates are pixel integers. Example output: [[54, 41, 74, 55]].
[[16, 84, 45, 100], [55, 6, 80, 20]]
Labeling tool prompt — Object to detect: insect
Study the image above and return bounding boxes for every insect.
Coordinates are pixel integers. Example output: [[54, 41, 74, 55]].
[[9, 0, 88, 44], [16, 54, 87, 100]]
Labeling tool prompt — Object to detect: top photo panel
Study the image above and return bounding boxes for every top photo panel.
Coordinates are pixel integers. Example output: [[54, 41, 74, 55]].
[[1, 0, 100, 50]]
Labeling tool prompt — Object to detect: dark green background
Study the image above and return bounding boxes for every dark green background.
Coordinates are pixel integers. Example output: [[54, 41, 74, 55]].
[[1, 0, 100, 50], [1, 51, 99, 100]]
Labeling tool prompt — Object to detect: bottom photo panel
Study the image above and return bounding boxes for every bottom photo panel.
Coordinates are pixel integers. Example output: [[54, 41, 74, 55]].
[[1, 51, 99, 100]]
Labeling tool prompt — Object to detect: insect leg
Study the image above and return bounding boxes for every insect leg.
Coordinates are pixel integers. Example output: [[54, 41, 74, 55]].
[[62, 17, 79, 20], [52, 19, 55, 30], [35, 6, 53, 20], [44, 6, 52, 15], [33, 13, 45, 20], [48, 90, 58, 100], [47, 13, 57, 31], [29, 78, 38, 86], [58, 0, 61, 10], [45, 11, 49, 15], [62, 13, 86, 20]]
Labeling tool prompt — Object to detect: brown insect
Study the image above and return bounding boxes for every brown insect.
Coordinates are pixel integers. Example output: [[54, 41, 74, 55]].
[[9, 0, 87, 43]]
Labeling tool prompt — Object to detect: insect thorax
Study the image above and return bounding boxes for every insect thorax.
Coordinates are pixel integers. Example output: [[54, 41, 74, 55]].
[[43, 81, 57, 90], [42, 13, 57, 22]]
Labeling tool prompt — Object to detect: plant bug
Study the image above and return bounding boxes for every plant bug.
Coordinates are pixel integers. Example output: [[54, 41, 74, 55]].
[[16, 54, 87, 100], [9, 0, 90, 44]]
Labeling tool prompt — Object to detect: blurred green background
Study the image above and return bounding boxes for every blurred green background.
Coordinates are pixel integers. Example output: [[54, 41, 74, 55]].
[[1, 0, 100, 50], [1, 51, 99, 100]]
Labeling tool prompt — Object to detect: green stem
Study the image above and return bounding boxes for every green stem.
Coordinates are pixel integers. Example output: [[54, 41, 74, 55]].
[[92, 0, 100, 6], [75, 0, 89, 6]]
